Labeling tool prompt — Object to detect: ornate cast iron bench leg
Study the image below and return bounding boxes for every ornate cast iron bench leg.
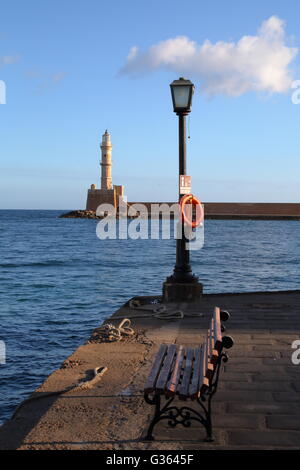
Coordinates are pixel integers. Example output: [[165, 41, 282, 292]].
[[144, 392, 214, 442], [143, 393, 161, 441], [144, 394, 179, 441], [199, 349, 229, 442]]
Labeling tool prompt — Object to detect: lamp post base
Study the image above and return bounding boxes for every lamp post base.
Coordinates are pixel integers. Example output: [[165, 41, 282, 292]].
[[162, 278, 203, 303]]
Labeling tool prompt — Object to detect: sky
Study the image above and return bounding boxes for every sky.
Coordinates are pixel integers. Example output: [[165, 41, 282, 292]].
[[1, 0, 300, 209]]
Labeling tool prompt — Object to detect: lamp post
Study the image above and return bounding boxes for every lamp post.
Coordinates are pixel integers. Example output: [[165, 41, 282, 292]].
[[163, 77, 203, 302]]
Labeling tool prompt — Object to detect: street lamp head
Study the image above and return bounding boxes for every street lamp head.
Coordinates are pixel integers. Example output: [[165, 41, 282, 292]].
[[170, 77, 195, 114]]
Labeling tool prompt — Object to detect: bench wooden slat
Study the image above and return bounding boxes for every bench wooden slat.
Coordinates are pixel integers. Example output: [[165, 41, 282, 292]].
[[165, 345, 185, 397], [208, 321, 219, 365], [207, 328, 212, 362], [189, 345, 208, 399], [144, 344, 168, 393], [188, 347, 201, 398], [179, 348, 194, 399], [198, 344, 210, 396], [204, 340, 214, 380], [213, 307, 223, 351], [156, 344, 177, 393]]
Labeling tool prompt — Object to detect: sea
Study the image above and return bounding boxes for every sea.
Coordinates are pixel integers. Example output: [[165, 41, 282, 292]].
[[0, 209, 300, 424]]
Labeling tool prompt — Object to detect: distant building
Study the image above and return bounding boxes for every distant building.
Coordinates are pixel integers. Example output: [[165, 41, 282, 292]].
[[86, 130, 124, 211]]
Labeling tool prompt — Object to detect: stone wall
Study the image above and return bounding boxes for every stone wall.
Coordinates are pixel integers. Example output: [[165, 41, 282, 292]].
[[86, 189, 115, 211], [86, 185, 125, 212], [127, 202, 300, 219]]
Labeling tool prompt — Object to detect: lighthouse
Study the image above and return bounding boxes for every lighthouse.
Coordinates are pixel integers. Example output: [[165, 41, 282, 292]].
[[100, 130, 113, 190], [86, 130, 124, 212]]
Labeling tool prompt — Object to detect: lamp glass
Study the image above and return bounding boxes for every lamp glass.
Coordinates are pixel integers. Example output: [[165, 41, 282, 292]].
[[173, 85, 190, 109]]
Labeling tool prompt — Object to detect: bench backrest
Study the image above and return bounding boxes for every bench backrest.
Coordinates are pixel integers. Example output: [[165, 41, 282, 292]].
[[144, 306, 232, 399]]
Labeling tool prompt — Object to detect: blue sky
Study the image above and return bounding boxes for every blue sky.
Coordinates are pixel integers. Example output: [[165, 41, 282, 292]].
[[1, 0, 300, 209]]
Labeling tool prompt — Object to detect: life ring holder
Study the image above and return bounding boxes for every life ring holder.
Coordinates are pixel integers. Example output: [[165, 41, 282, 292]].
[[180, 194, 204, 228]]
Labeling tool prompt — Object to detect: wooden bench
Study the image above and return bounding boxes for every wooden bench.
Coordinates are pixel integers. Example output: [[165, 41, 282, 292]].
[[143, 306, 234, 442]]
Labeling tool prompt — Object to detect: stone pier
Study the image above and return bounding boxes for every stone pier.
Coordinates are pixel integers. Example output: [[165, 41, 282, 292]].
[[0, 290, 299, 450]]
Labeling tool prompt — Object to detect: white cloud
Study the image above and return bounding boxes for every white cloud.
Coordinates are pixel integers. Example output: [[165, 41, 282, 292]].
[[52, 72, 67, 83], [0, 55, 19, 67], [25, 70, 67, 93], [25, 70, 67, 85], [120, 16, 298, 96]]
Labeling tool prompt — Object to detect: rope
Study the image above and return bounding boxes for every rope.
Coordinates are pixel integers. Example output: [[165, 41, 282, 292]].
[[94, 318, 135, 342], [11, 366, 108, 420], [108, 299, 204, 321], [128, 300, 184, 319]]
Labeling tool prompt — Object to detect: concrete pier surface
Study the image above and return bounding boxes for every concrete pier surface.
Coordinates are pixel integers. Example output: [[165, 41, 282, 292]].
[[0, 290, 300, 450]]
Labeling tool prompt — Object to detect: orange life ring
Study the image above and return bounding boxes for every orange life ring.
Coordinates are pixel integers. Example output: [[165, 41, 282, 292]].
[[180, 194, 204, 228]]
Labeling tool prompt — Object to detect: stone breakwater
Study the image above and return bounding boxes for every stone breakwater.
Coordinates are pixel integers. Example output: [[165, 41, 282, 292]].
[[59, 210, 101, 219], [59, 210, 138, 219], [60, 203, 300, 220]]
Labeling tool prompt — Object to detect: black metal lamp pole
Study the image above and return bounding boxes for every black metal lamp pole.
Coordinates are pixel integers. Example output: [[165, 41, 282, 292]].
[[168, 78, 198, 284]]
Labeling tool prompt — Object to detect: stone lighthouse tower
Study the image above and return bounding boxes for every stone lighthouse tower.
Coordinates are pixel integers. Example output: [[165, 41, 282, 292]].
[[100, 130, 112, 190], [86, 130, 124, 211]]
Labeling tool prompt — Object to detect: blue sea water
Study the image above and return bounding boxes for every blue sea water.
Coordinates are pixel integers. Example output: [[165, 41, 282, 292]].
[[0, 209, 300, 424]]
